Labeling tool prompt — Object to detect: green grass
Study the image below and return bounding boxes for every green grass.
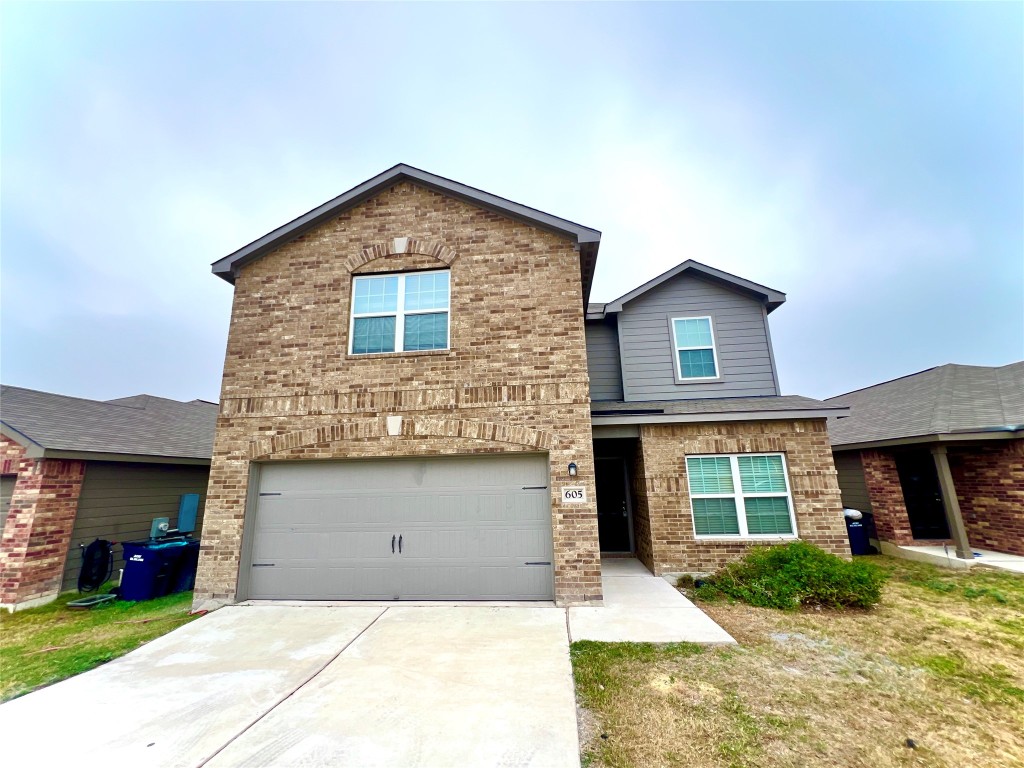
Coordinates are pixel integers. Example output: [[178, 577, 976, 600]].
[[0, 589, 200, 701]]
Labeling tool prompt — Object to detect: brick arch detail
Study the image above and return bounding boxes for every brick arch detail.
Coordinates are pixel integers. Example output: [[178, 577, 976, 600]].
[[345, 237, 460, 273], [248, 417, 565, 460]]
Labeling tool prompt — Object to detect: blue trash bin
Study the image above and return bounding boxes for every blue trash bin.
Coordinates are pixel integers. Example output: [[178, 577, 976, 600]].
[[120, 540, 191, 601], [843, 509, 871, 556]]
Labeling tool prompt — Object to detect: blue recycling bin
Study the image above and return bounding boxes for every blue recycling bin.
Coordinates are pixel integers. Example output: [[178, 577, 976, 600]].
[[120, 540, 198, 601]]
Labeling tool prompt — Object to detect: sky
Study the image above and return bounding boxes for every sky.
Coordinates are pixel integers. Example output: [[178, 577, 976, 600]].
[[2, 2, 1022, 404]]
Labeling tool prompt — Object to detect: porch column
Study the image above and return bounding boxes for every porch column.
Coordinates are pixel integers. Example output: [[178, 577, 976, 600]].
[[930, 445, 972, 560]]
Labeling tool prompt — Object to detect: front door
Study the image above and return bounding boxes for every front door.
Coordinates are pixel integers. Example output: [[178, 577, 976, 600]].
[[895, 451, 951, 539], [595, 457, 632, 552]]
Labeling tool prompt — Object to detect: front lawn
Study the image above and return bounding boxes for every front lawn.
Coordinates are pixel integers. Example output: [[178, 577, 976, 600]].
[[0, 590, 200, 702], [573, 557, 1024, 768]]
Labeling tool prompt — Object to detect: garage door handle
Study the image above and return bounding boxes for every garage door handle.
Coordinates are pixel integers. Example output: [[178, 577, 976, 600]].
[[398, 535, 403, 554], [392, 535, 396, 554]]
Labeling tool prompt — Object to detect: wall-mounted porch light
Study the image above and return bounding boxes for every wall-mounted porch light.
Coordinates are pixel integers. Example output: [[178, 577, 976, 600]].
[[568, 462, 578, 477]]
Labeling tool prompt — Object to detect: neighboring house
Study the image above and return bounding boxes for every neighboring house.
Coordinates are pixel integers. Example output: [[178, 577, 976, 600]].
[[826, 362, 1024, 564], [193, 164, 850, 610], [0, 386, 218, 610]]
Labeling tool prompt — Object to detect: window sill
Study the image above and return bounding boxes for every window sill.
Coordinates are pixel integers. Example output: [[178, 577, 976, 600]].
[[694, 535, 799, 542], [674, 377, 724, 385], [346, 349, 453, 361]]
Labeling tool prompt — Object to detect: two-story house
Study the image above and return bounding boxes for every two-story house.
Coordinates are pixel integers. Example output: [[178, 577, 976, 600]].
[[193, 164, 850, 610]]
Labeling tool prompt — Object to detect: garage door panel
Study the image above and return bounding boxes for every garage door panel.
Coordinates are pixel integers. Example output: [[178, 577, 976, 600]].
[[247, 454, 553, 601], [324, 567, 397, 600], [251, 566, 316, 598]]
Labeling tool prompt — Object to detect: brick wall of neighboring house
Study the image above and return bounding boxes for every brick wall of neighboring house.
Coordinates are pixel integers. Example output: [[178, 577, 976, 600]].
[[860, 449, 918, 545], [194, 182, 601, 608], [0, 436, 86, 609], [951, 440, 1024, 557], [632, 419, 848, 574]]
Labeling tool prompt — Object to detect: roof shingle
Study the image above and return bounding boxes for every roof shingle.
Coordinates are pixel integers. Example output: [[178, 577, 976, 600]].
[[825, 362, 1024, 447], [0, 386, 218, 460]]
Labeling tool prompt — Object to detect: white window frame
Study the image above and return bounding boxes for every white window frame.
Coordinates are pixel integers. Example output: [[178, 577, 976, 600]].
[[348, 269, 451, 355], [671, 315, 721, 382], [686, 452, 799, 540]]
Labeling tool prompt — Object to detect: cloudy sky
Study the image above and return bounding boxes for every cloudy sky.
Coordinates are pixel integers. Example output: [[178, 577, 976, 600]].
[[2, 2, 1021, 404]]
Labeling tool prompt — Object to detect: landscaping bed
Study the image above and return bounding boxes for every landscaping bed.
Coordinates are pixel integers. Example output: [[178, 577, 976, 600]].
[[572, 556, 1024, 768], [0, 590, 200, 702]]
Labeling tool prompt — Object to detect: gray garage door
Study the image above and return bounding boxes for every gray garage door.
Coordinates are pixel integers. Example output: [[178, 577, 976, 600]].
[[0, 475, 15, 532], [247, 454, 553, 601]]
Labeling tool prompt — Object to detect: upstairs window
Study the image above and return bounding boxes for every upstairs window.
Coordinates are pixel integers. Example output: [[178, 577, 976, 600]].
[[350, 270, 450, 354], [672, 316, 719, 380], [685, 453, 797, 538]]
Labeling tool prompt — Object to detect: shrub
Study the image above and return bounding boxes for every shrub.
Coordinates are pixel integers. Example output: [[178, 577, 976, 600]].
[[695, 541, 887, 610]]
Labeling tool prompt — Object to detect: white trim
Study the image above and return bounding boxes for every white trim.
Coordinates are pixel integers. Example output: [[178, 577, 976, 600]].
[[348, 269, 451, 355], [685, 452, 799, 540], [670, 315, 721, 382]]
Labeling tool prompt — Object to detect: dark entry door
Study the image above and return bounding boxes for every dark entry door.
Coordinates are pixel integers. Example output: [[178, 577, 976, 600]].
[[894, 451, 951, 539], [595, 457, 631, 552]]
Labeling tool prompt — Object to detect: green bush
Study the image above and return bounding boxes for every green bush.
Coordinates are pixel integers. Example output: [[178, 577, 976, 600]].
[[695, 541, 887, 610]]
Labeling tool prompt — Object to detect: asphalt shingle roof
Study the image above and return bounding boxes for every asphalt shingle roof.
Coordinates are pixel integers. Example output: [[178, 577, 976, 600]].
[[591, 395, 846, 417], [825, 362, 1024, 447], [0, 386, 218, 460]]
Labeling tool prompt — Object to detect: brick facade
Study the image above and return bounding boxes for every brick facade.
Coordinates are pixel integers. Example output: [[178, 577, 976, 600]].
[[949, 441, 1023, 556], [0, 435, 86, 609], [193, 182, 602, 608], [630, 419, 849, 574], [851, 441, 1023, 557], [860, 449, 917, 544]]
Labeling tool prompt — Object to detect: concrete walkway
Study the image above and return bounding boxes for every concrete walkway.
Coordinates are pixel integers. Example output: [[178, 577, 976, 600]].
[[568, 558, 736, 644], [896, 544, 1024, 574]]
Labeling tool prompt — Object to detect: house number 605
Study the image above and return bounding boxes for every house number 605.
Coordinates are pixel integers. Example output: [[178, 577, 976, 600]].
[[561, 486, 588, 503]]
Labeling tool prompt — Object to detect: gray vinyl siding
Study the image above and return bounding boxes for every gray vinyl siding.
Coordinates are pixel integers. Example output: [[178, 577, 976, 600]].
[[61, 462, 209, 593], [586, 318, 624, 401], [618, 275, 779, 401], [833, 451, 873, 516]]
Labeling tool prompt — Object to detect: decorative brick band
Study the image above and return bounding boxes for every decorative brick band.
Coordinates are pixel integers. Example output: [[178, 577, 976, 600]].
[[220, 381, 590, 417], [345, 237, 460, 273], [248, 416, 563, 459]]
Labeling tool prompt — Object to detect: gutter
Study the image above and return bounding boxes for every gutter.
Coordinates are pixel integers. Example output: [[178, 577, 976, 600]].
[[831, 428, 1024, 452], [591, 407, 849, 426]]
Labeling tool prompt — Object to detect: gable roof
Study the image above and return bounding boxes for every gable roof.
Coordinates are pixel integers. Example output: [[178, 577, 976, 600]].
[[590, 260, 786, 317], [0, 385, 219, 463], [825, 362, 1024, 448], [211, 163, 602, 303]]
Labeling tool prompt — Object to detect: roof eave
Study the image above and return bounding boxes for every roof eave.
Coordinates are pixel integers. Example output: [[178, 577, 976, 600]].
[[37, 449, 212, 465], [0, 422, 45, 458], [591, 407, 847, 426], [604, 260, 787, 314], [212, 164, 602, 301], [831, 428, 1024, 452]]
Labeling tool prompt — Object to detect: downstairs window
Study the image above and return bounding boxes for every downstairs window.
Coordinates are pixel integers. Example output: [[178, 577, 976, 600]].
[[685, 453, 797, 538]]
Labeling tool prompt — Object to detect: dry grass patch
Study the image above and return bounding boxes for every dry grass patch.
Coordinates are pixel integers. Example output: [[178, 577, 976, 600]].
[[572, 557, 1024, 768]]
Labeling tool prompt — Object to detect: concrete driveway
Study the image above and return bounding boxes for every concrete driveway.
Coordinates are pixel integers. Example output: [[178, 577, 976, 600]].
[[0, 605, 580, 768]]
